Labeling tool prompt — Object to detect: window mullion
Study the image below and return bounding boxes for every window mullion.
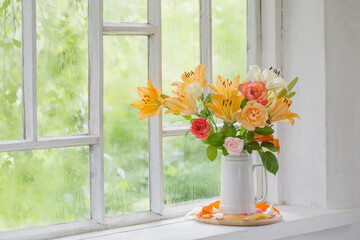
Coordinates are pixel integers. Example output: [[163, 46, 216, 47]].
[[148, 0, 164, 215], [22, 0, 37, 141], [88, 0, 105, 223], [200, 0, 213, 88]]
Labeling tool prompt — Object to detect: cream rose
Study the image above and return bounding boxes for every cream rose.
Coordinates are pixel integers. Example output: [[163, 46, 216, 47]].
[[236, 100, 268, 130]]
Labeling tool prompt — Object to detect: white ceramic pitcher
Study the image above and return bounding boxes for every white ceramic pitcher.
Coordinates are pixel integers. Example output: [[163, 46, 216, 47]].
[[219, 152, 267, 215]]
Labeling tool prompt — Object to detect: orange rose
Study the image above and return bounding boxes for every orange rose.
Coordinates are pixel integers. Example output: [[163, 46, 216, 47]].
[[238, 81, 268, 106], [236, 100, 268, 130]]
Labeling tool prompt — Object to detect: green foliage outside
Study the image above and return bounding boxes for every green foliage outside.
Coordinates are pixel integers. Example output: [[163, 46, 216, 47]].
[[0, 0, 246, 230]]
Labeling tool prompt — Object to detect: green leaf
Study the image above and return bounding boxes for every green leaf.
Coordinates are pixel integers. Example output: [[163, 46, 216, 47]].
[[254, 126, 274, 136], [206, 133, 226, 147], [260, 151, 279, 175], [277, 88, 288, 98], [287, 77, 298, 92], [246, 131, 254, 141], [222, 147, 229, 156], [285, 91, 296, 98], [221, 122, 237, 137], [183, 115, 192, 121], [160, 94, 170, 99], [205, 94, 212, 104], [244, 141, 261, 150], [246, 149, 253, 154], [206, 145, 218, 161], [240, 98, 249, 109], [261, 142, 278, 152]]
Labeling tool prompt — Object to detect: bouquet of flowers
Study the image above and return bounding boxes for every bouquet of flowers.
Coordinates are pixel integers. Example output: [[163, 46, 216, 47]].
[[131, 65, 300, 175]]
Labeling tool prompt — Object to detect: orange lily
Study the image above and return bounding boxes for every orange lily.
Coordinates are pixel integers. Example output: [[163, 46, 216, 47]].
[[164, 85, 197, 115], [172, 64, 207, 92], [206, 75, 240, 99], [269, 97, 300, 125], [205, 94, 243, 124], [254, 133, 280, 153], [131, 79, 164, 120]]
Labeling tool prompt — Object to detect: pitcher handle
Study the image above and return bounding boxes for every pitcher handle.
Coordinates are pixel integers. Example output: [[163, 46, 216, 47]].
[[253, 164, 267, 204]]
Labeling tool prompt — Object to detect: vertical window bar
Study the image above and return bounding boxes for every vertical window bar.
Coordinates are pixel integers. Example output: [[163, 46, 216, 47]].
[[200, 0, 213, 90], [148, 0, 164, 215], [88, 0, 105, 223], [247, 0, 263, 201], [247, 0, 261, 66], [22, 0, 37, 141]]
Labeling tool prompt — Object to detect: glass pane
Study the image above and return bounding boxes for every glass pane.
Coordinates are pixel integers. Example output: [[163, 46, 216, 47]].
[[104, 0, 147, 23], [104, 36, 149, 216], [162, 0, 200, 126], [163, 135, 221, 205], [0, 0, 22, 140], [212, 0, 247, 82], [0, 147, 89, 230], [37, 0, 88, 137]]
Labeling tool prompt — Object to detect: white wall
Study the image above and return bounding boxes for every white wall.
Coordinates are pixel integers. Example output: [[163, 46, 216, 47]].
[[274, 0, 360, 208], [324, 0, 360, 208], [280, 0, 327, 207]]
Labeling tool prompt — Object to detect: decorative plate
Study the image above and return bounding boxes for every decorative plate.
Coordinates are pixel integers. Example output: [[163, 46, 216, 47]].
[[194, 214, 282, 226]]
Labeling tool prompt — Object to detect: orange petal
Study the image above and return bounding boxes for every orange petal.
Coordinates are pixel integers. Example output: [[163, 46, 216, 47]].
[[255, 203, 280, 214], [211, 201, 220, 210]]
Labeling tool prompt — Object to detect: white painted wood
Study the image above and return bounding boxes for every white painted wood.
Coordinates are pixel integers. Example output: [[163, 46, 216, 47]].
[[88, 0, 105, 223], [260, 0, 283, 205], [247, 0, 261, 66], [162, 125, 191, 137], [56, 206, 360, 240], [200, 0, 213, 94], [0, 135, 98, 152], [22, 0, 37, 141], [148, 0, 164, 215], [0, 199, 219, 240], [246, 0, 265, 204], [162, 123, 223, 137], [103, 22, 157, 36]]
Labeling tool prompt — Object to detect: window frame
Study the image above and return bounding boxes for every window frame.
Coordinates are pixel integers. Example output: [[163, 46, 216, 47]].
[[0, 0, 262, 238]]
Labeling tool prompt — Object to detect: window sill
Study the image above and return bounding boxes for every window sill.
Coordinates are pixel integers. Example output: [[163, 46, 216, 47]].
[[56, 206, 360, 240]]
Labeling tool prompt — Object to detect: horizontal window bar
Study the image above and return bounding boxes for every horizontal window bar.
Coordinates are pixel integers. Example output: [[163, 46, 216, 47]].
[[162, 123, 224, 137], [162, 125, 191, 137], [103, 22, 157, 36], [0, 198, 218, 240], [0, 135, 99, 152]]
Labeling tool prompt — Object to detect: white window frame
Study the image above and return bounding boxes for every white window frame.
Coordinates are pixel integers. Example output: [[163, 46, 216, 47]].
[[1, 0, 263, 239]]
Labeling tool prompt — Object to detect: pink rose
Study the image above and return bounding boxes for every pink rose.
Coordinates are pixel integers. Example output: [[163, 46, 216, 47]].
[[238, 81, 269, 106], [223, 137, 244, 155], [190, 117, 211, 140]]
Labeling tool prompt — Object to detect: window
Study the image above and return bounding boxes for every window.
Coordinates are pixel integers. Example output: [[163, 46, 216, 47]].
[[0, 0, 256, 238]]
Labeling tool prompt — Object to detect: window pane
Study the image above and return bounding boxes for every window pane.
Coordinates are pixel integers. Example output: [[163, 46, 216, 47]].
[[163, 135, 221, 205], [162, 0, 200, 126], [0, 0, 22, 140], [104, 36, 149, 216], [104, 0, 147, 23], [37, 0, 88, 137], [212, 0, 247, 82], [0, 147, 89, 230]]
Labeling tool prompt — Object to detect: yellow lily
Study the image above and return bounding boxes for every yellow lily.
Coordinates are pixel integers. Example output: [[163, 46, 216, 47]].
[[206, 75, 240, 99], [172, 64, 207, 93], [164, 85, 197, 115], [131, 79, 164, 120], [269, 97, 300, 125], [205, 94, 243, 124]]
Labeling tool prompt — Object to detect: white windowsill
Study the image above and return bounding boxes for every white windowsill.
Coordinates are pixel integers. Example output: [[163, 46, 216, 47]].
[[55, 206, 360, 240]]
